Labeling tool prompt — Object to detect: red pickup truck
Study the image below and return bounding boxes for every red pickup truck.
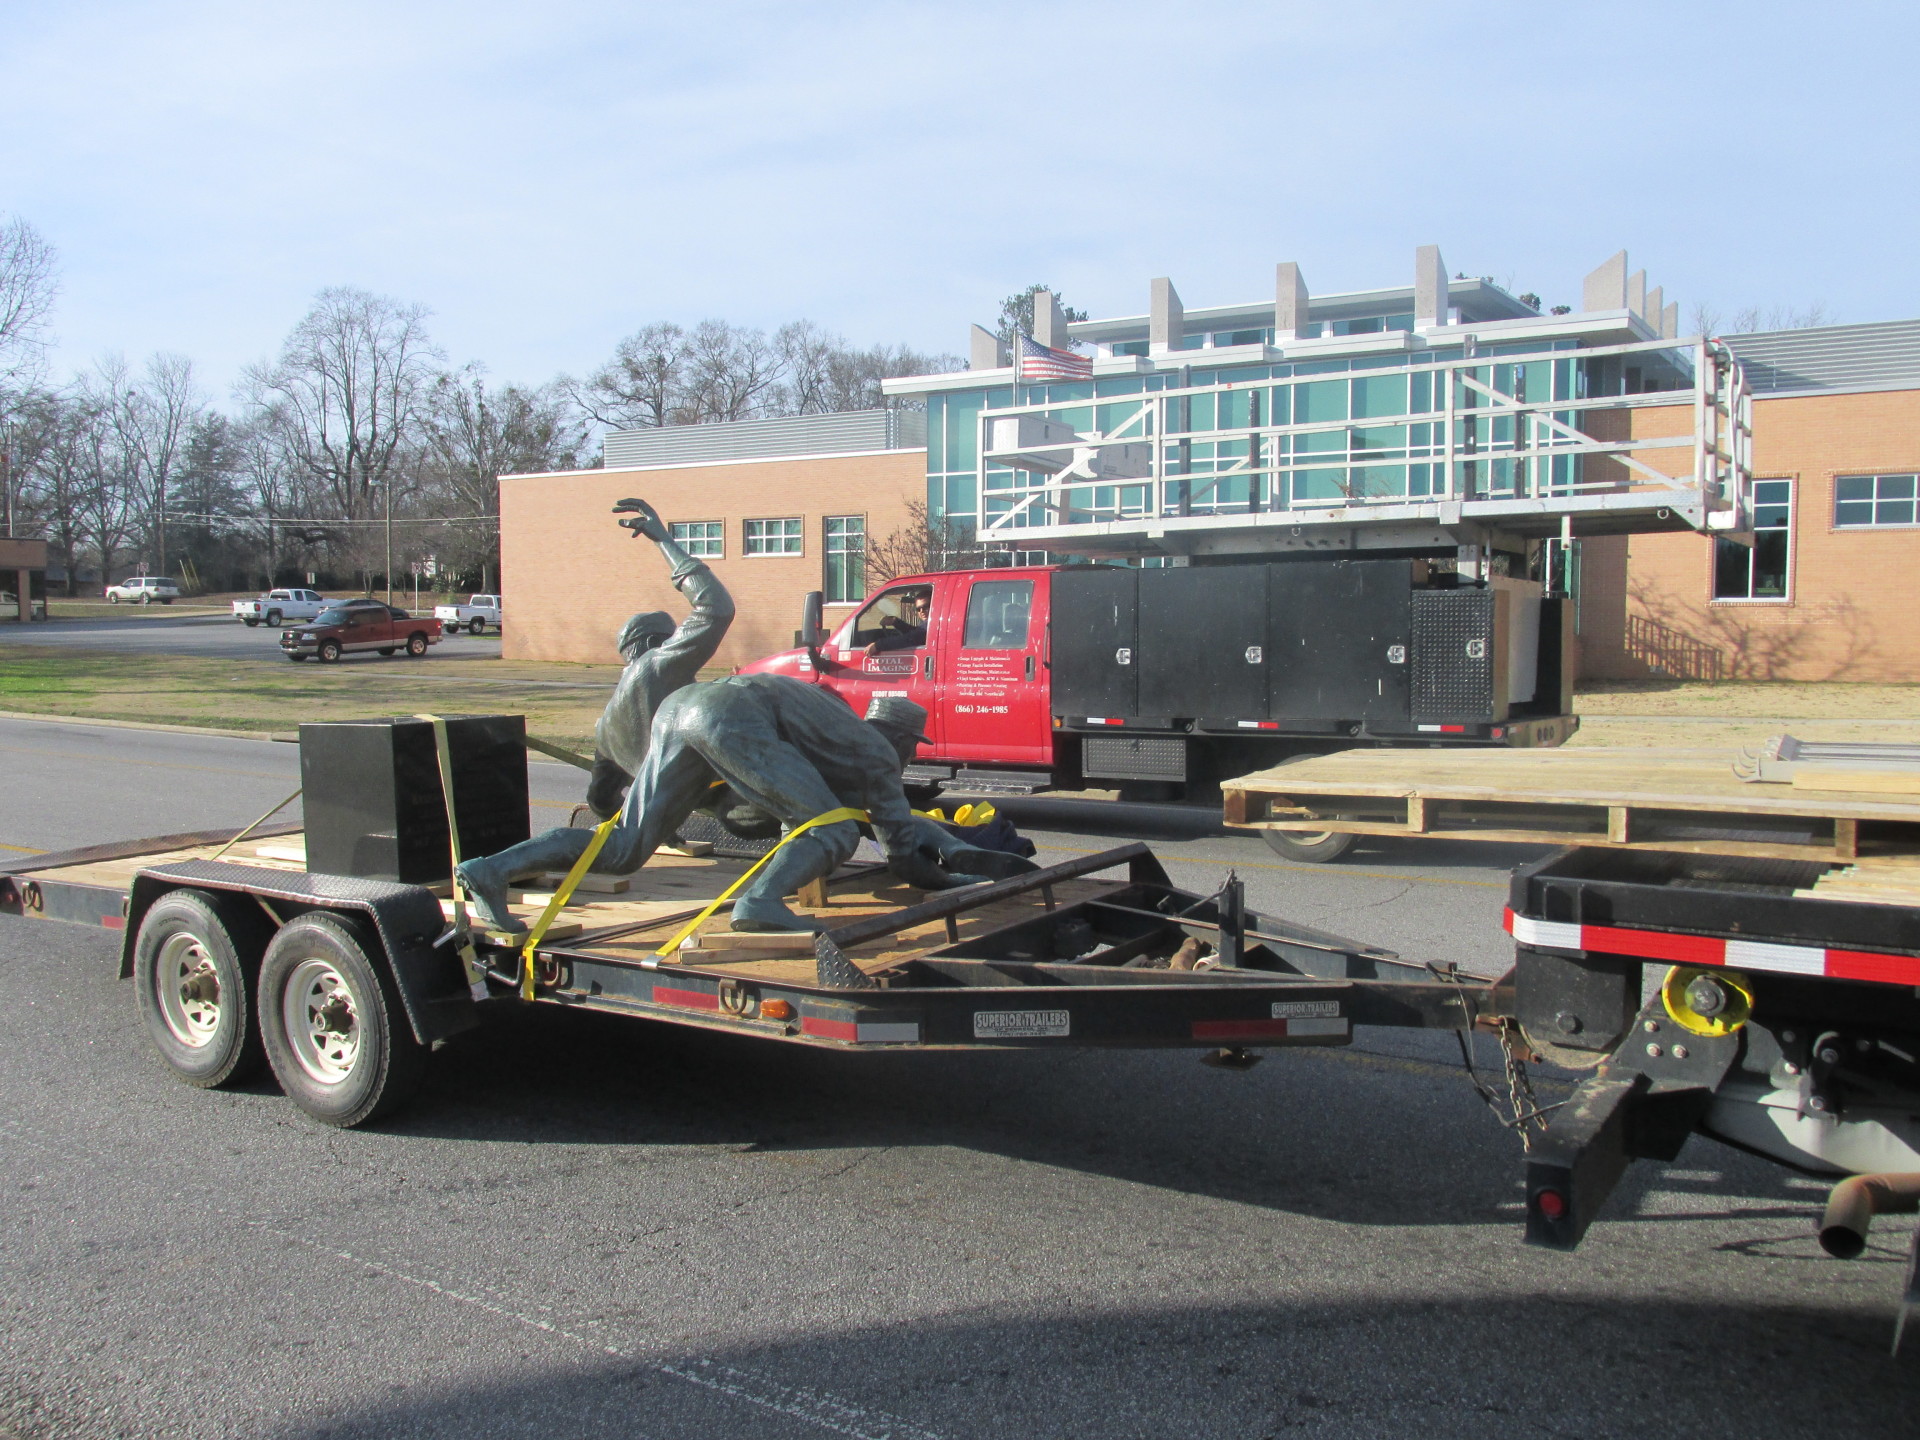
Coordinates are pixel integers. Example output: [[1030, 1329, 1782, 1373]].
[[281, 600, 443, 662], [738, 557, 1576, 856]]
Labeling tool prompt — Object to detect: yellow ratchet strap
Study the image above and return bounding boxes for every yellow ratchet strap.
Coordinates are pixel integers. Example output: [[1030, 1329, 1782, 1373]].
[[518, 815, 619, 1000], [416, 714, 488, 1002], [652, 806, 868, 958]]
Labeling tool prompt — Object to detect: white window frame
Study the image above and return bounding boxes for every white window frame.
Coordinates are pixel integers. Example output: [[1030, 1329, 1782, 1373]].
[[743, 517, 804, 557], [1712, 477, 1793, 604], [670, 520, 725, 559], [1833, 472, 1920, 530], [822, 514, 866, 604]]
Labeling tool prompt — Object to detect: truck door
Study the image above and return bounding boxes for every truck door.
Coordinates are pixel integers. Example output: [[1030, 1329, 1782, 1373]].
[[935, 573, 1051, 763], [822, 578, 945, 734], [1049, 567, 1138, 721]]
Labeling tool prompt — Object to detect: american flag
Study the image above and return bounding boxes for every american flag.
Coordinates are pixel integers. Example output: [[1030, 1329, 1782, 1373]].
[[1016, 333, 1092, 382]]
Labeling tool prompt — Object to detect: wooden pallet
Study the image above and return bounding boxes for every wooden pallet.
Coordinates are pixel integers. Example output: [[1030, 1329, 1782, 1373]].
[[1221, 747, 1920, 862]]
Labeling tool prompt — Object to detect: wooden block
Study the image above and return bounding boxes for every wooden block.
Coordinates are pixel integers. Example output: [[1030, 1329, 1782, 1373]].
[[661, 841, 714, 857], [1792, 770, 1920, 796], [537, 872, 631, 893], [795, 877, 829, 908], [1835, 817, 1859, 862], [254, 842, 306, 863], [682, 931, 815, 955], [1607, 807, 1631, 844]]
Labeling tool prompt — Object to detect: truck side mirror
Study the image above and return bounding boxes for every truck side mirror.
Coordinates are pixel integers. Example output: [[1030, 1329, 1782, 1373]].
[[800, 591, 825, 649]]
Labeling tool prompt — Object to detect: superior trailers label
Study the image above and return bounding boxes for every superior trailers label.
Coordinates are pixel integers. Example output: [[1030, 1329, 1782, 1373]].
[[973, 1009, 1071, 1039]]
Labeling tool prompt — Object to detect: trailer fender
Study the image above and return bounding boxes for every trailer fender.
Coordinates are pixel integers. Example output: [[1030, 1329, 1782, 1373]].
[[121, 860, 479, 1045]]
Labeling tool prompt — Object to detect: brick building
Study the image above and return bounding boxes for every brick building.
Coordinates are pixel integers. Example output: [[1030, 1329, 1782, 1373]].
[[1579, 320, 1920, 681], [499, 411, 923, 668]]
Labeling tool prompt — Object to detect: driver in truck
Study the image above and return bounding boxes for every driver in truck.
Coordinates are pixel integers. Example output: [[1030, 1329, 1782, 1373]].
[[862, 587, 931, 655]]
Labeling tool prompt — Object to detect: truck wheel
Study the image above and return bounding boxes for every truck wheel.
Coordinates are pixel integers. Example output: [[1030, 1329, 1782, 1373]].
[[468, 618, 485, 635], [317, 639, 342, 663], [287, 652, 308, 662], [134, 890, 265, 1088], [265, 609, 282, 627], [377, 647, 395, 656], [243, 617, 259, 628], [1260, 829, 1357, 864], [108, 593, 119, 604], [140, 592, 152, 605], [258, 913, 426, 1128], [406, 632, 428, 657]]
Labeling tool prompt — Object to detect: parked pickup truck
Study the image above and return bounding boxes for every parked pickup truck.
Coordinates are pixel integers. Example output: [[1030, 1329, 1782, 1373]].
[[281, 600, 442, 662], [433, 594, 502, 634], [232, 589, 329, 628]]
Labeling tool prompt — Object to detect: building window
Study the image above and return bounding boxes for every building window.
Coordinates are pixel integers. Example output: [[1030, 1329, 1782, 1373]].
[[1713, 478, 1792, 601], [823, 515, 865, 603], [670, 521, 723, 558], [743, 517, 803, 556], [1834, 473, 1918, 528]]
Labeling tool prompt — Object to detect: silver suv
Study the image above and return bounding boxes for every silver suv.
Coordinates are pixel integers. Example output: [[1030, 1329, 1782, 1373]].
[[105, 576, 183, 605]]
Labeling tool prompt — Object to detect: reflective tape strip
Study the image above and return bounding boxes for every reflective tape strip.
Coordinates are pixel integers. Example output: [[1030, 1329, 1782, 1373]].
[[801, 1016, 921, 1044], [1726, 939, 1827, 977], [1504, 907, 1920, 988], [653, 985, 720, 1012]]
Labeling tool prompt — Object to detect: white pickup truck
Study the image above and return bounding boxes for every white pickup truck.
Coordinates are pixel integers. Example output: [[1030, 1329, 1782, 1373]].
[[433, 594, 503, 634], [232, 589, 330, 628]]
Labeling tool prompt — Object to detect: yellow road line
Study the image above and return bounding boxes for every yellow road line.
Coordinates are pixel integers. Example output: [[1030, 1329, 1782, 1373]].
[[0, 840, 44, 853]]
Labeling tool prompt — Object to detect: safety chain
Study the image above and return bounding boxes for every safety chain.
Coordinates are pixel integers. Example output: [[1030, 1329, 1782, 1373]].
[[1427, 962, 1564, 1153]]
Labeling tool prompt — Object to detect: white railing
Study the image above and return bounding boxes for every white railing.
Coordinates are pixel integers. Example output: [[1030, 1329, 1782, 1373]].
[[970, 336, 1751, 543]]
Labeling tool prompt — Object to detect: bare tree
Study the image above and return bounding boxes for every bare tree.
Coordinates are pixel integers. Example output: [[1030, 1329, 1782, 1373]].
[[865, 498, 989, 584], [1690, 300, 1834, 338], [116, 353, 205, 575], [0, 216, 57, 393], [680, 319, 784, 422], [420, 369, 593, 589], [568, 321, 689, 429], [240, 287, 442, 595]]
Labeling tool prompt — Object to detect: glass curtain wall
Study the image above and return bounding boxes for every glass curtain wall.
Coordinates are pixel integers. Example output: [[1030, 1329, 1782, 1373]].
[[924, 342, 1590, 535]]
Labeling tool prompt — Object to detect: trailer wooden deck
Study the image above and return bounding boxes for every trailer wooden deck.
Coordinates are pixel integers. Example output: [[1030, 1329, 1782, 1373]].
[[1222, 747, 1920, 865], [5, 826, 1125, 984]]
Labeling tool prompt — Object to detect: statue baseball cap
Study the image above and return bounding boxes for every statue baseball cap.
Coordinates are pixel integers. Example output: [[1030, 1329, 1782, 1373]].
[[616, 611, 676, 653], [865, 695, 932, 743]]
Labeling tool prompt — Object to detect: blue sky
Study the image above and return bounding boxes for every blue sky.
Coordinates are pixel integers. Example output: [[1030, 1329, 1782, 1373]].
[[4, 0, 1915, 394]]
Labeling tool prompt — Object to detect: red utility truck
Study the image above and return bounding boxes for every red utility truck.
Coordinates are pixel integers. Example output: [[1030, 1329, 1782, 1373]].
[[739, 555, 1577, 858]]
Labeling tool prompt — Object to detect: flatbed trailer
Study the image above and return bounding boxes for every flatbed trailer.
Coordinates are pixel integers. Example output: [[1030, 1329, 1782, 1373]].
[[10, 810, 1919, 1289], [0, 826, 1488, 1132]]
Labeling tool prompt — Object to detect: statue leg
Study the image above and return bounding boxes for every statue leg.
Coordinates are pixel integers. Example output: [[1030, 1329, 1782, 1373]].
[[454, 742, 717, 935], [679, 724, 860, 932]]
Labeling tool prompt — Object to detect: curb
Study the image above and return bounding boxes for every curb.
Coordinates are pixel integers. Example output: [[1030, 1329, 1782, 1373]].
[[0, 709, 290, 743]]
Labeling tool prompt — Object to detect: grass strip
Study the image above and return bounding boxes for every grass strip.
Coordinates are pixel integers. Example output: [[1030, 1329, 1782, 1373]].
[[0, 645, 616, 751]]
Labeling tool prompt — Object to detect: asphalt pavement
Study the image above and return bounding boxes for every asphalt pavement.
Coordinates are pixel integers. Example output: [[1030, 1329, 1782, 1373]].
[[2, 717, 1916, 1437], [0, 609, 506, 665]]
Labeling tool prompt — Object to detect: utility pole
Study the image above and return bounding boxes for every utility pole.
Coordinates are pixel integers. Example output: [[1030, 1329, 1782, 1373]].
[[383, 470, 394, 604]]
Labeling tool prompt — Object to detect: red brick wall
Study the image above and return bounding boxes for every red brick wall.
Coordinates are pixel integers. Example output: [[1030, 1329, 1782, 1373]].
[[500, 450, 923, 668], [1580, 389, 1920, 682]]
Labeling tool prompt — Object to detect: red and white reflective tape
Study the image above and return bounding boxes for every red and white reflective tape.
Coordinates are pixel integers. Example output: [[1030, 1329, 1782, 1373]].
[[801, 1016, 921, 1044], [1503, 908, 1920, 988]]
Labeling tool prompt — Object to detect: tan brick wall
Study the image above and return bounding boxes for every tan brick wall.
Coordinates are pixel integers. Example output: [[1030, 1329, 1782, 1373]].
[[1580, 389, 1920, 682], [500, 449, 923, 668]]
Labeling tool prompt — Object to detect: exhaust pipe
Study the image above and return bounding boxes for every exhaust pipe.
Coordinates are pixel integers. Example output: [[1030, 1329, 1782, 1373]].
[[1818, 1172, 1920, 1259]]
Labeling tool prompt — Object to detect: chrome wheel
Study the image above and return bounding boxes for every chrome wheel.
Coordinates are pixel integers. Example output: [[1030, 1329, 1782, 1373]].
[[282, 957, 360, 1085], [155, 932, 223, 1047]]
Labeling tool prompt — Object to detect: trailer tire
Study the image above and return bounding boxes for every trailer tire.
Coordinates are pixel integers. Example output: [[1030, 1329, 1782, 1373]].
[[1260, 829, 1356, 863], [134, 889, 266, 1088], [258, 912, 426, 1128]]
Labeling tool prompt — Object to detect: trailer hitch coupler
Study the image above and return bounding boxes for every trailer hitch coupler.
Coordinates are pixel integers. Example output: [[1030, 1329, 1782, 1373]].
[[1818, 1172, 1920, 1259]]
